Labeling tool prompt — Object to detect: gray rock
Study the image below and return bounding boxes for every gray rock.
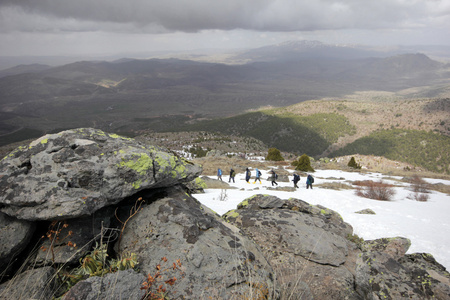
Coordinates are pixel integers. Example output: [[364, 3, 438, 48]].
[[0, 266, 57, 300], [0, 128, 202, 220], [201, 176, 236, 189], [62, 269, 146, 300], [119, 187, 277, 299], [224, 194, 360, 299], [0, 212, 34, 271], [355, 237, 450, 299], [355, 208, 376, 215]]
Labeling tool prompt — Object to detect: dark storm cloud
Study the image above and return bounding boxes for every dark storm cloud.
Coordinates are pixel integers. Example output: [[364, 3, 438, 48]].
[[0, 0, 445, 33]]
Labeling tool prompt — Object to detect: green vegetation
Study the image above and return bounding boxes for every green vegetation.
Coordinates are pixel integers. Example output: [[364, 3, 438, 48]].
[[347, 157, 361, 169], [267, 111, 356, 144], [265, 148, 284, 161], [175, 112, 339, 155], [332, 129, 450, 173], [292, 154, 315, 172]]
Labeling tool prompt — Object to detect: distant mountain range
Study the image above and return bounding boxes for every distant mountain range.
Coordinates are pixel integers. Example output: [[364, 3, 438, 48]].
[[0, 40, 449, 153]]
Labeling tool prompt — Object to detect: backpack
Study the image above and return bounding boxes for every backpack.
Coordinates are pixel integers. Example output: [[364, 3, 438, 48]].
[[275, 173, 278, 180], [308, 175, 314, 183], [257, 170, 262, 177]]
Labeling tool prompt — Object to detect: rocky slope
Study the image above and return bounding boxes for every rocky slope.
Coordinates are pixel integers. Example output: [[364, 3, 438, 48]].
[[0, 129, 449, 299]]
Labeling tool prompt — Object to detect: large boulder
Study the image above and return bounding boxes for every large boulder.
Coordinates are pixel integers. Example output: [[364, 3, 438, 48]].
[[355, 237, 450, 299], [0, 212, 34, 272], [224, 194, 450, 300], [0, 128, 202, 221], [118, 186, 277, 299], [223, 194, 359, 299]]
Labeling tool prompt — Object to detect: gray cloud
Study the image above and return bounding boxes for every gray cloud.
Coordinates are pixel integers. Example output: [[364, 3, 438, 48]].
[[0, 0, 446, 33]]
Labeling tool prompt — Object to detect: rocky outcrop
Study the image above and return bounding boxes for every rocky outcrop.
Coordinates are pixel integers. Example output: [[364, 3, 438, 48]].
[[118, 186, 276, 299], [0, 129, 449, 299], [0, 128, 201, 220], [224, 194, 450, 299]]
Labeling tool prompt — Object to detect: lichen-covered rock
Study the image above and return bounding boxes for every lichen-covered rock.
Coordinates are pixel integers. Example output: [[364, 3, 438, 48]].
[[119, 187, 277, 299], [62, 269, 146, 300], [223, 194, 359, 299], [355, 237, 450, 299], [0, 128, 202, 220], [0, 266, 57, 299], [0, 212, 34, 271]]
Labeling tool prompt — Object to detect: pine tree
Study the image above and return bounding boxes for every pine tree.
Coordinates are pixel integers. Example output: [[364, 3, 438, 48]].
[[295, 154, 315, 172], [265, 148, 284, 161], [348, 156, 361, 169]]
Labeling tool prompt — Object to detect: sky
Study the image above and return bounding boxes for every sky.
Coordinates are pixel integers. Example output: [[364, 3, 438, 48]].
[[193, 168, 450, 273], [0, 0, 449, 57]]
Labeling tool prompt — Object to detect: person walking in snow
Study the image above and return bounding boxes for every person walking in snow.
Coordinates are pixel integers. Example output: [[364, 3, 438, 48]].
[[217, 168, 223, 181], [229, 168, 236, 183], [306, 174, 314, 189], [270, 170, 278, 186], [245, 168, 251, 183], [292, 173, 300, 188], [253, 168, 262, 184]]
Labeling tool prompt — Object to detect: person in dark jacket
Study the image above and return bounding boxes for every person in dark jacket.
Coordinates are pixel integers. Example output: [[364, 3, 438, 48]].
[[229, 168, 236, 183], [306, 174, 314, 189], [245, 168, 251, 183], [270, 170, 278, 186], [292, 173, 300, 188]]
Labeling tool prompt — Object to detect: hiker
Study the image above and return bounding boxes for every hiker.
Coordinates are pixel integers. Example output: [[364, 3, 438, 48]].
[[292, 173, 300, 188], [217, 168, 223, 181], [254, 168, 262, 184], [229, 168, 236, 183], [270, 170, 278, 186], [306, 174, 314, 189], [245, 168, 251, 183]]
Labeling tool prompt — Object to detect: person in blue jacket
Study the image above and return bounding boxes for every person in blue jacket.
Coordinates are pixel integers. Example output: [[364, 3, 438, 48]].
[[217, 168, 223, 181], [306, 174, 314, 189], [253, 168, 262, 184]]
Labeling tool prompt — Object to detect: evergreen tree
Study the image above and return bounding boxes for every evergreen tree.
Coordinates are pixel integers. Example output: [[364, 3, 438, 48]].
[[294, 154, 315, 172], [348, 156, 361, 169], [265, 148, 284, 161]]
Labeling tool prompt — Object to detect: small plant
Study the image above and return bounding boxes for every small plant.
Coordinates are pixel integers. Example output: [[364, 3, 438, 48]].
[[219, 189, 228, 201], [347, 233, 365, 249], [141, 257, 183, 300], [116, 197, 145, 249], [354, 180, 396, 201], [406, 175, 430, 202]]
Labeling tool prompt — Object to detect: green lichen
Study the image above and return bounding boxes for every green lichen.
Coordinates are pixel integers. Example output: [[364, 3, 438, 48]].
[[195, 177, 207, 190], [40, 138, 48, 144], [132, 180, 143, 189], [238, 199, 249, 208], [225, 210, 239, 219], [118, 153, 152, 176]]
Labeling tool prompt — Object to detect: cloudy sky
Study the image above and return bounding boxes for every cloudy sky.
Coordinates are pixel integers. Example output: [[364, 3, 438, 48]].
[[0, 0, 449, 57]]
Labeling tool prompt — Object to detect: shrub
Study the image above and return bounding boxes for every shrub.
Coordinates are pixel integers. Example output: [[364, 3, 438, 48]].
[[347, 156, 361, 169], [354, 180, 396, 201], [407, 175, 430, 202], [265, 147, 284, 161], [293, 154, 315, 172]]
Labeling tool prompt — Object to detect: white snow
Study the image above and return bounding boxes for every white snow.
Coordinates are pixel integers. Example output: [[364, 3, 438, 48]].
[[193, 169, 450, 272]]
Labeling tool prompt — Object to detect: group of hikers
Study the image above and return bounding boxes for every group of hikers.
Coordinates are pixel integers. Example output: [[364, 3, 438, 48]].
[[217, 167, 314, 189]]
